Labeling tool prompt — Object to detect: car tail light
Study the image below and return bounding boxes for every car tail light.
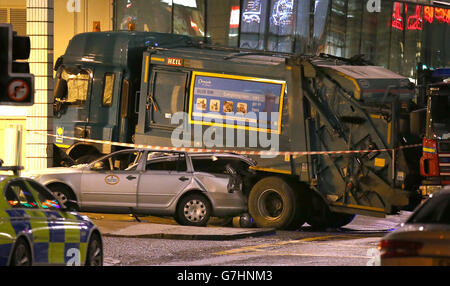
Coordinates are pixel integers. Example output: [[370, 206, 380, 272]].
[[379, 240, 423, 259]]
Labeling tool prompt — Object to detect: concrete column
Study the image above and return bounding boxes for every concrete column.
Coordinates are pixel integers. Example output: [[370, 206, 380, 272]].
[[25, 0, 54, 170]]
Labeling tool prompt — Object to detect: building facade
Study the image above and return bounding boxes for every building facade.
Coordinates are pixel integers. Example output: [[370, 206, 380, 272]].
[[115, 0, 449, 79], [0, 0, 448, 169]]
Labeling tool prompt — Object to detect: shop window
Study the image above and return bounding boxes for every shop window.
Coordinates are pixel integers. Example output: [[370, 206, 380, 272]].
[[206, 0, 240, 47], [0, 8, 26, 36], [173, 0, 205, 37], [115, 0, 172, 32]]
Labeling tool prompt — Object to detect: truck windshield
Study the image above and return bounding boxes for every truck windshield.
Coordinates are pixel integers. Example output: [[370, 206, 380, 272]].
[[55, 68, 91, 106], [429, 95, 450, 139]]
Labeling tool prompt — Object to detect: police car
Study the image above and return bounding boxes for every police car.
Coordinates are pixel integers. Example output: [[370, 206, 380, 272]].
[[0, 163, 103, 266]]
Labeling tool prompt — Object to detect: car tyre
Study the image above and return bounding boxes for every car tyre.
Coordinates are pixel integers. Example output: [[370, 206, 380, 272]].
[[176, 194, 211, 227], [47, 184, 77, 207], [85, 233, 103, 266], [10, 238, 32, 266]]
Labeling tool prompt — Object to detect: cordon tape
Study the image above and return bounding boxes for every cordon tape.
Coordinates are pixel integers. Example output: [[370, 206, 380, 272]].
[[30, 131, 422, 157]]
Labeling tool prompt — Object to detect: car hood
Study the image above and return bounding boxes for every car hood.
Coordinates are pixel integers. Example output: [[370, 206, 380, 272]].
[[22, 165, 87, 177]]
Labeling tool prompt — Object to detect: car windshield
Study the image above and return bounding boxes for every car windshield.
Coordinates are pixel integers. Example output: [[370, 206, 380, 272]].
[[407, 193, 450, 225]]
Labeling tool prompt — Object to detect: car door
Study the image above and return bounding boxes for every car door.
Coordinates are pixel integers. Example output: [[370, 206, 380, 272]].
[[26, 180, 85, 266], [137, 152, 192, 210], [80, 150, 141, 212]]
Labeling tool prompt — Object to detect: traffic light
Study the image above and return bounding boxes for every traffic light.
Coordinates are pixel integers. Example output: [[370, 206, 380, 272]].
[[0, 23, 34, 105]]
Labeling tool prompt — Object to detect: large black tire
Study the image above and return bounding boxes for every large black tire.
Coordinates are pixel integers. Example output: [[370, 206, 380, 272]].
[[176, 194, 212, 227], [305, 192, 355, 229], [85, 233, 103, 266], [10, 238, 32, 266], [248, 177, 306, 229]]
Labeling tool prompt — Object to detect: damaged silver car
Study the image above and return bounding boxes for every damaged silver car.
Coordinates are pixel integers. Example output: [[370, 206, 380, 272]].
[[23, 149, 255, 226]]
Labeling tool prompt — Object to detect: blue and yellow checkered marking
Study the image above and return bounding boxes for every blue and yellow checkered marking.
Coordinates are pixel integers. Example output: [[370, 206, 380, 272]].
[[1, 208, 92, 265], [1, 176, 95, 265]]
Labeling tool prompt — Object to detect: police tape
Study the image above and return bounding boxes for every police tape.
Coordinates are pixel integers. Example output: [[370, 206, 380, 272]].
[[30, 131, 422, 157]]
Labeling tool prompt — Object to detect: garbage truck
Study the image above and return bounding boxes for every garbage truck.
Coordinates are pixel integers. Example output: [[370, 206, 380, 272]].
[[51, 31, 423, 229]]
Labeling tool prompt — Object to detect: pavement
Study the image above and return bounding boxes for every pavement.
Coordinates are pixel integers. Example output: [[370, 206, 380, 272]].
[[84, 213, 276, 240]]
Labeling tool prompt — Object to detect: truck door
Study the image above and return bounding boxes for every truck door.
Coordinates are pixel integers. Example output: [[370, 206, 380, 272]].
[[85, 68, 122, 146], [147, 69, 188, 128]]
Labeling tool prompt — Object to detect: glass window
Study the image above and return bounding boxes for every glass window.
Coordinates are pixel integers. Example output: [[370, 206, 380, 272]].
[[115, 0, 173, 32], [173, 0, 205, 37], [103, 74, 115, 107], [146, 153, 187, 172], [5, 181, 38, 209], [240, 0, 269, 50], [267, 0, 295, 52], [206, 0, 240, 47], [27, 181, 62, 210], [192, 157, 232, 174], [150, 70, 187, 127], [344, 0, 363, 59], [93, 151, 141, 171], [55, 68, 91, 106]]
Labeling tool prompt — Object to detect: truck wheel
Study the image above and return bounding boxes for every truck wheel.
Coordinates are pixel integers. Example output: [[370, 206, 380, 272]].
[[305, 192, 355, 229], [248, 177, 304, 229], [10, 238, 32, 266], [176, 194, 211, 227]]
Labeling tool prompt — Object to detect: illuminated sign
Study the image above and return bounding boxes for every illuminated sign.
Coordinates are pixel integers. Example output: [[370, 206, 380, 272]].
[[189, 72, 286, 134], [230, 6, 240, 29], [167, 57, 183, 66], [270, 0, 294, 27], [242, 0, 262, 24], [392, 2, 450, 31]]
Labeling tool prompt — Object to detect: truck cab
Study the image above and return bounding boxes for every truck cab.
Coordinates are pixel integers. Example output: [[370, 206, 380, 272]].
[[52, 31, 195, 165]]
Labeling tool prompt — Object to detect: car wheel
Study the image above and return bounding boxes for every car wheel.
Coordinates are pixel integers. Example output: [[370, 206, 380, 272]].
[[47, 185, 76, 206], [176, 194, 211, 227], [10, 238, 32, 266], [85, 233, 103, 266]]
